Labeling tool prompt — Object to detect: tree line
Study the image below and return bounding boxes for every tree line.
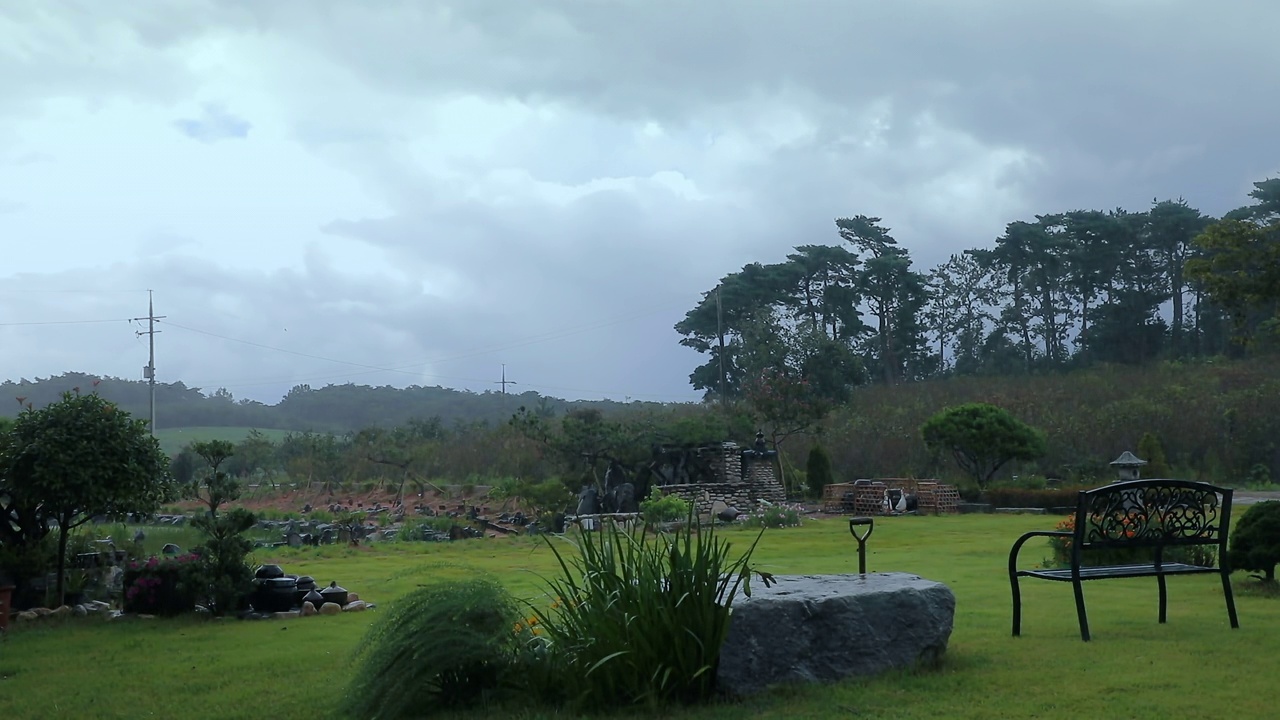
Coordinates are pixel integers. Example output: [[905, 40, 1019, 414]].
[[0, 372, 651, 434], [676, 177, 1280, 401]]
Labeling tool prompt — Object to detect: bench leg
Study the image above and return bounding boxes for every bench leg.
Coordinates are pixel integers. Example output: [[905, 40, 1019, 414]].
[[1072, 580, 1091, 642], [1158, 574, 1168, 624], [1221, 570, 1240, 629], [1011, 575, 1022, 637]]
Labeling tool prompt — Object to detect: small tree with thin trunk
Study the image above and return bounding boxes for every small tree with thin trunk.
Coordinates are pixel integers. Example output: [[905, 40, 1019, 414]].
[[0, 391, 173, 606], [921, 403, 1046, 489], [187, 440, 257, 615]]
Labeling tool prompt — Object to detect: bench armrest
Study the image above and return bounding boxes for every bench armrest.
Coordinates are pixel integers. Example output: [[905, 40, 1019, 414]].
[[1009, 530, 1071, 575]]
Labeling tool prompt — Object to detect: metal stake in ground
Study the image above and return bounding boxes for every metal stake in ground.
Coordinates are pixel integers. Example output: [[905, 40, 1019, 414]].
[[849, 517, 874, 575]]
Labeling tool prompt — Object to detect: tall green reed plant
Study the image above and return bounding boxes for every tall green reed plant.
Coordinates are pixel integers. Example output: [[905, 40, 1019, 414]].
[[522, 512, 764, 708]]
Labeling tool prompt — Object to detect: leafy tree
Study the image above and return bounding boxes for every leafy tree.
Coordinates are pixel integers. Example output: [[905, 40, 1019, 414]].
[[188, 440, 239, 516], [781, 244, 865, 341], [1230, 500, 1280, 582], [0, 391, 173, 605], [232, 428, 279, 485], [1186, 218, 1280, 344], [352, 420, 445, 498], [920, 403, 1047, 489], [734, 312, 859, 492], [509, 406, 650, 493], [674, 262, 793, 401], [1146, 199, 1209, 356], [837, 215, 929, 383]]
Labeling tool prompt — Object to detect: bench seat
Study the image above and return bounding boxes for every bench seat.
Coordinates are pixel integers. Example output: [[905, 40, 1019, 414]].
[[1008, 479, 1238, 641], [1018, 562, 1217, 582]]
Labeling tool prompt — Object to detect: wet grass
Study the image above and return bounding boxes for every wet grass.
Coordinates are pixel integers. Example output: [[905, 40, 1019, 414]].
[[3, 513, 1277, 719]]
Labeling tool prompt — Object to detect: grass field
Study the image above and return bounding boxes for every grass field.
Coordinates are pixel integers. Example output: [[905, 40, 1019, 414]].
[[2, 514, 1275, 719], [154, 426, 299, 456]]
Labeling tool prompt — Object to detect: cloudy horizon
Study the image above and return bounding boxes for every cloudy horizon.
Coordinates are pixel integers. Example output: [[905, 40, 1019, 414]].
[[3, 1, 1278, 405]]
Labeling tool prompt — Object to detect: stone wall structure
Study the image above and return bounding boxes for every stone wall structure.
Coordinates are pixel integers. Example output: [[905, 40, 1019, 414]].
[[658, 440, 786, 512]]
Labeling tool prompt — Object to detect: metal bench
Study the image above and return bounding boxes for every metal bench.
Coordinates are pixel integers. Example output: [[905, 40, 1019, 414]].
[[1008, 479, 1239, 641]]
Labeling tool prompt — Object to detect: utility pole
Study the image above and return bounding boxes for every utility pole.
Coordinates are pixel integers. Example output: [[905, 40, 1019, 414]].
[[494, 364, 517, 396], [716, 285, 726, 408], [131, 290, 165, 435]]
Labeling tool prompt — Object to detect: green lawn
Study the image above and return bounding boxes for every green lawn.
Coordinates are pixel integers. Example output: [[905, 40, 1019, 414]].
[[2, 514, 1274, 719], [154, 426, 298, 456]]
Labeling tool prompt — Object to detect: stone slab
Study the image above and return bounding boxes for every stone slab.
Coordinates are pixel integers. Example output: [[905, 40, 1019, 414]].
[[717, 572, 955, 697]]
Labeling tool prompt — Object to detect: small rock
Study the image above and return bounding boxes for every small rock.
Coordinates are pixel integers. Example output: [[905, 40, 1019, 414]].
[[50, 605, 72, 617], [74, 605, 88, 617], [342, 601, 367, 612], [16, 611, 38, 622], [137, 614, 156, 619], [32, 607, 53, 617], [347, 592, 360, 603], [274, 611, 300, 620], [319, 602, 341, 616], [301, 601, 317, 617]]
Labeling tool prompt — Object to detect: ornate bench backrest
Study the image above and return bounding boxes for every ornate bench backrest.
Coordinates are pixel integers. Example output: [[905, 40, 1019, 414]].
[[1075, 480, 1233, 551]]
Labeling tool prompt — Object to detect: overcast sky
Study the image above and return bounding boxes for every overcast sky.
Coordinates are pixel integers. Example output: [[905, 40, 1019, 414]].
[[2, 1, 1277, 405]]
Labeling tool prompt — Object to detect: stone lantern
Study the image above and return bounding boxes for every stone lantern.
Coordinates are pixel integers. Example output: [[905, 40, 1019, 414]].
[[1109, 451, 1147, 482]]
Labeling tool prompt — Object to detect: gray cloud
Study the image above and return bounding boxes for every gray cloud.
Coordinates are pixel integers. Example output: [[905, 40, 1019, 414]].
[[2, 0, 1278, 405]]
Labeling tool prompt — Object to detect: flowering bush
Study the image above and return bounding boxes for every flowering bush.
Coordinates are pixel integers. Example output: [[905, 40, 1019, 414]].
[[737, 503, 804, 529], [1045, 514, 1216, 568], [123, 553, 203, 615]]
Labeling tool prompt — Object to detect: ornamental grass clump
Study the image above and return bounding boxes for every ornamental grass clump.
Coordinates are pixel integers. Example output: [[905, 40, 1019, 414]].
[[523, 512, 763, 708], [344, 577, 523, 719]]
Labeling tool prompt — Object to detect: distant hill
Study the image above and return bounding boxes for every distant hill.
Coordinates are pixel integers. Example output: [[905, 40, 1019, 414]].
[[0, 372, 676, 434]]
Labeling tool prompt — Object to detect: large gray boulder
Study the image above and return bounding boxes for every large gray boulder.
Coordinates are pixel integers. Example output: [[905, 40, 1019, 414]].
[[717, 573, 955, 697]]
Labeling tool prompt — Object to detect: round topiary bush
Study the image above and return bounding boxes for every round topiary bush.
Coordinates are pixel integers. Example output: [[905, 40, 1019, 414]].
[[1230, 500, 1280, 582]]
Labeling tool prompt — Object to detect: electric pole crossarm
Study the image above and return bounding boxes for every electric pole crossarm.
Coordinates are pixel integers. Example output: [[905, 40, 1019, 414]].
[[494, 364, 517, 395], [129, 291, 165, 435]]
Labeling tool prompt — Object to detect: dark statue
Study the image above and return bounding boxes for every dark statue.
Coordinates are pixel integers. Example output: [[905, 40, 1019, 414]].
[[576, 484, 600, 516]]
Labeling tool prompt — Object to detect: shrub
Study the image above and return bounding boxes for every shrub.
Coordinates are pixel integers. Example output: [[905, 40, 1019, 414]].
[[638, 490, 690, 525], [983, 487, 1090, 510], [1248, 463, 1272, 487], [523, 514, 763, 707], [1230, 500, 1280, 581], [344, 577, 522, 718], [805, 444, 834, 497], [1137, 432, 1170, 478]]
